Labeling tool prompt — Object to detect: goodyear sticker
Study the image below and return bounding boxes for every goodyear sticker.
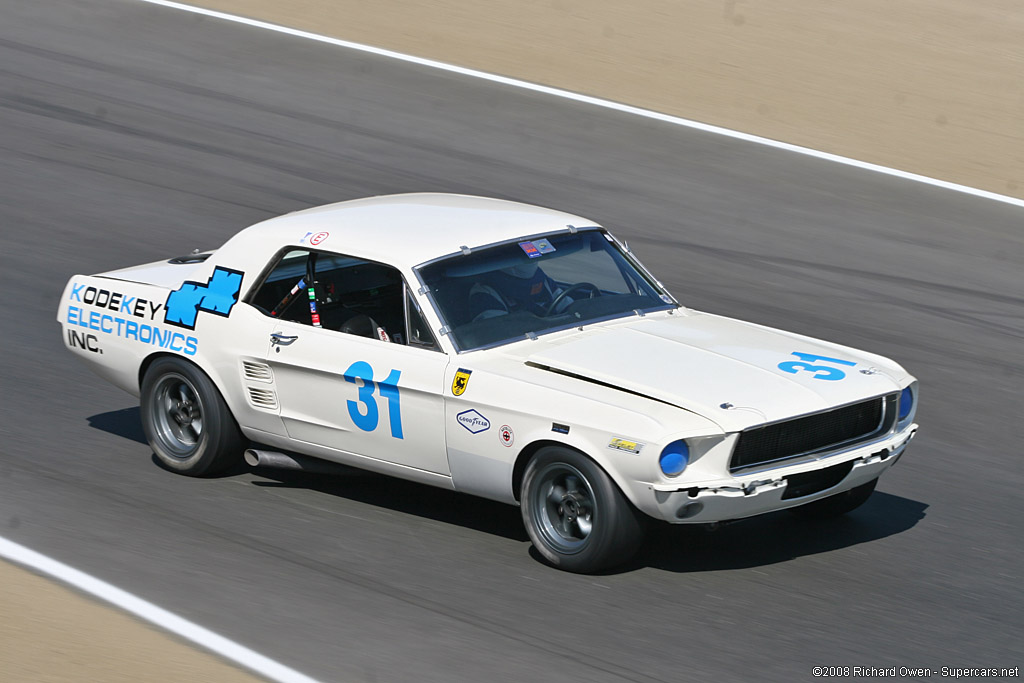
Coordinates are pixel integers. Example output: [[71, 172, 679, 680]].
[[608, 437, 645, 454], [452, 368, 472, 396], [457, 409, 490, 434]]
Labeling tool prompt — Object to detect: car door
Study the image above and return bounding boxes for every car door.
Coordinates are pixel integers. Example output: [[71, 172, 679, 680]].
[[252, 248, 451, 475], [266, 324, 450, 474]]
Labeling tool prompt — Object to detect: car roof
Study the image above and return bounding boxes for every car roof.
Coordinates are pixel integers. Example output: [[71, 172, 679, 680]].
[[231, 193, 599, 268]]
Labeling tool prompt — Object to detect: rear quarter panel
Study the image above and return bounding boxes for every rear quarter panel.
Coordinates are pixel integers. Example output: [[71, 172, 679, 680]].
[[56, 262, 253, 413], [57, 275, 197, 395]]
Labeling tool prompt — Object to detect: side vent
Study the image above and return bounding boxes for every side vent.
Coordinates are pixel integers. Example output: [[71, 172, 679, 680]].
[[247, 387, 278, 410], [242, 360, 273, 383]]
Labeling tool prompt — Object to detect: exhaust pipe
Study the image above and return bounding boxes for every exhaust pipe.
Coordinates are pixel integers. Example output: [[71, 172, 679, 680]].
[[244, 449, 354, 476]]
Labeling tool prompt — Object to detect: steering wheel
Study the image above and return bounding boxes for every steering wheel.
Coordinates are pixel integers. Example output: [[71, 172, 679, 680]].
[[543, 282, 601, 316]]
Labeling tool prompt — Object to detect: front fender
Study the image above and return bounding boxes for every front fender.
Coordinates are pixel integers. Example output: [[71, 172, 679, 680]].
[[444, 360, 723, 511]]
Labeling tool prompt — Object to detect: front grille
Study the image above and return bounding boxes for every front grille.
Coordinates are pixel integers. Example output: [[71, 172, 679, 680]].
[[730, 394, 896, 472]]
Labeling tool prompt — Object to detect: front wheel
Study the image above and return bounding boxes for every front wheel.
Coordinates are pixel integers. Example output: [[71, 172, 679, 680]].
[[140, 356, 244, 477], [788, 478, 878, 519], [521, 447, 645, 573]]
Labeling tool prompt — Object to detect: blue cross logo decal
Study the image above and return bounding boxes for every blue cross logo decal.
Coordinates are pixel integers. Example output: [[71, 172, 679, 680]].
[[164, 267, 244, 330]]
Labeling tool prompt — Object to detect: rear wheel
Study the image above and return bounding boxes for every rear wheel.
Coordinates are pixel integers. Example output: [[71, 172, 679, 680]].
[[521, 446, 645, 573], [789, 478, 878, 519], [140, 357, 244, 477]]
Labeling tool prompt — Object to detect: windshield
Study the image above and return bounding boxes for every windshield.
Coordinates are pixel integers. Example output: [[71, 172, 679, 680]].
[[416, 229, 676, 351]]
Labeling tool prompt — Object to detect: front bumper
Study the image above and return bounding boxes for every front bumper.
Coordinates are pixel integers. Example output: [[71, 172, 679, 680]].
[[643, 425, 916, 524]]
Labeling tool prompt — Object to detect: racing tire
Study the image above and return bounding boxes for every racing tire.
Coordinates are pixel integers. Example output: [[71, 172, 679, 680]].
[[521, 446, 645, 573], [788, 478, 878, 519], [140, 356, 244, 477]]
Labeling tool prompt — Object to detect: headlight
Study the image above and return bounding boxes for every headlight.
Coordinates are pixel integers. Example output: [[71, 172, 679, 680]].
[[659, 440, 690, 476], [898, 385, 915, 421]]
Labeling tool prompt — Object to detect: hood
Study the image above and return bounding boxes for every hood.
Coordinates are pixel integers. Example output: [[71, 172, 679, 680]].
[[518, 312, 905, 433]]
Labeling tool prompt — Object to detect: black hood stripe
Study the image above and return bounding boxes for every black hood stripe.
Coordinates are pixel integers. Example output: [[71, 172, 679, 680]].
[[524, 361, 683, 409]]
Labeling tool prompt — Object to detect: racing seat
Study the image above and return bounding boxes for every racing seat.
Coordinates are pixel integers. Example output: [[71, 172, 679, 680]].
[[340, 313, 389, 341]]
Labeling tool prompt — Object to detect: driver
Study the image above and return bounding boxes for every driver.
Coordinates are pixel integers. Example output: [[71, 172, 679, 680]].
[[469, 261, 570, 320]]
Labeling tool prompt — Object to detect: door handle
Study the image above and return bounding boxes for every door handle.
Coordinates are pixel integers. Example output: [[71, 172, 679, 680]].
[[270, 332, 298, 346]]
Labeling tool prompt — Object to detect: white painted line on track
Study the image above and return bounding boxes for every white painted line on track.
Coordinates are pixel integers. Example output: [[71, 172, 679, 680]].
[[0, 536, 323, 683], [132, 0, 1024, 210]]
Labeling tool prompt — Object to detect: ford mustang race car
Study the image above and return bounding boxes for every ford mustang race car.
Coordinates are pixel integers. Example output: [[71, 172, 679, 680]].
[[58, 194, 918, 573]]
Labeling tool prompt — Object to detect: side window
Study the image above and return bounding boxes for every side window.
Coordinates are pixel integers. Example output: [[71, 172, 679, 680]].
[[248, 249, 310, 321], [406, 290, 439, 351], [248, 248, 429, 347]]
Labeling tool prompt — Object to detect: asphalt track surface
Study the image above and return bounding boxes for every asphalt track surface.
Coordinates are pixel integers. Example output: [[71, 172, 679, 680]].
[[1, 1, 1022, 681]]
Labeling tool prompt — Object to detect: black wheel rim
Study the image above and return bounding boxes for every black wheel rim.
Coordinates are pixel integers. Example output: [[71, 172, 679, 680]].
[[531, 463, 596, 554], [149, 373, 204, 458]]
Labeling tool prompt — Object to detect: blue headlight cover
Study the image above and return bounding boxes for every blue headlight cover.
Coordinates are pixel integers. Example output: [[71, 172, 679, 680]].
[[899, 386, 914, 420], [659, 440, 690, 476]]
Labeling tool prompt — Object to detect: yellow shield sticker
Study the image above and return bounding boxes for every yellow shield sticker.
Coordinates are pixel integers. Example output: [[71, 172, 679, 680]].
[[452, 368, 472, 396], [608, 437, 645, 454]]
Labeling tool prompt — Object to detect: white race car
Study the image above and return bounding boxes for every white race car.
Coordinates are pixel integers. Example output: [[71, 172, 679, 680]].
[[58, 194, 918, 572]]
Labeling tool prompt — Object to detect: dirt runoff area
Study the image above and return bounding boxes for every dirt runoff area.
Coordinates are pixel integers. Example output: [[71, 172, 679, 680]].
[[201, 0, 1024, 199], [0, 560, 260, 682]]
